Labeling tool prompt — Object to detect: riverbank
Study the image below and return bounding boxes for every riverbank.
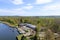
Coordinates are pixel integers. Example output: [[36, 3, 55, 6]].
[[0, 21, 18, 28], [0, 21, 21, 40], [0, 23, 19, 40]]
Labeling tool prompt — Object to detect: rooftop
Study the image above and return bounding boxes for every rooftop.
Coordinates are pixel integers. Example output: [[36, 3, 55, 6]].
[[19, 23, 36, 30]]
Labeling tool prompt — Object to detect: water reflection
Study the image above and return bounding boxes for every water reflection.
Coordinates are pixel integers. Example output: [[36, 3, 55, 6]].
[[0, 23, 19, 40]]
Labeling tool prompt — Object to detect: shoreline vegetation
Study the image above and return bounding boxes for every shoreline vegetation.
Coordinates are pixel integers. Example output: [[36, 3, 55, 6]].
[[0, 16, 60, 40], [2, 21, 18, 28]]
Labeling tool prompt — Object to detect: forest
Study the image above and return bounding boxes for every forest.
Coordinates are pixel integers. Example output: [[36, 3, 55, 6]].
[[0, 16, 60, 40]]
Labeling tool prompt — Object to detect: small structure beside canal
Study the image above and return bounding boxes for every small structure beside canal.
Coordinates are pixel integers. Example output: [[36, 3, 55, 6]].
[[18, 23, 36, 36]]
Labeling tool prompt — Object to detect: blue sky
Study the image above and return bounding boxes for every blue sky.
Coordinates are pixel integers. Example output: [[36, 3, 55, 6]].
[[0, 0, 60, 16]]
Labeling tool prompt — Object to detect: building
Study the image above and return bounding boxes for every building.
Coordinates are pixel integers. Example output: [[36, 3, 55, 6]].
[[18, 23, 36, 36]]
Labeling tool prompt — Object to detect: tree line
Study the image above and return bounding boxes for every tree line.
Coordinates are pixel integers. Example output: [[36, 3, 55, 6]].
[[0, 16, 60, 40]]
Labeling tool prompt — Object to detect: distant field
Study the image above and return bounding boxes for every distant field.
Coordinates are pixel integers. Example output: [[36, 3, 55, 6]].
[[0, 16, 60, 32], [0, 16, 60, 40]]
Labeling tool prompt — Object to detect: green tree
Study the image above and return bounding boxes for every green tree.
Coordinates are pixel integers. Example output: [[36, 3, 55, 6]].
[[46, 29, 55, 40], [34, 23, 41, 40], [21, 36, 28, 40]]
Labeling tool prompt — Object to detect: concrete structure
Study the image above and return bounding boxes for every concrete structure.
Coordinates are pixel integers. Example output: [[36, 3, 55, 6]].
[[18, 23, 36, 36]]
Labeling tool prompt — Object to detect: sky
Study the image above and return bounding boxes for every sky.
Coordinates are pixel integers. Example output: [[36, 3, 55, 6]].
[[0, 0, 60, 16]]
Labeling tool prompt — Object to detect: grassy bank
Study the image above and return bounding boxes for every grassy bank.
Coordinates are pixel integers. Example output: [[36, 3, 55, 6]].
[[16, 34, 23, 40], [0, 21, 18, 28]]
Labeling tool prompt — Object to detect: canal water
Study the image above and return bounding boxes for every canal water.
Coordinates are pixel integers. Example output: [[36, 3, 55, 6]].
[[0, 23, 19, 40]]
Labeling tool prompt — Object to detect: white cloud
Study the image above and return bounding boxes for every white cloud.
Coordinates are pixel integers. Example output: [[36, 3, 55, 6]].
[[12, 4, 33, 10], [0, 5, 33, 16], [0, 8, 26, 16], [27, 4, 32, 6], [11, 0, 23, 5], [12, 8, 22, 11], [23, 4, 33, 10], [39, 3, 60, 16], [42, 3, 60, 10], [23, 6, 33, 10], [36, 0, 53, 4]]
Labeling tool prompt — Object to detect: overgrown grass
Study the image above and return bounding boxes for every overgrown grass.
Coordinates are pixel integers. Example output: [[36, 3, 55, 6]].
[[16, 34, 23, 40]]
